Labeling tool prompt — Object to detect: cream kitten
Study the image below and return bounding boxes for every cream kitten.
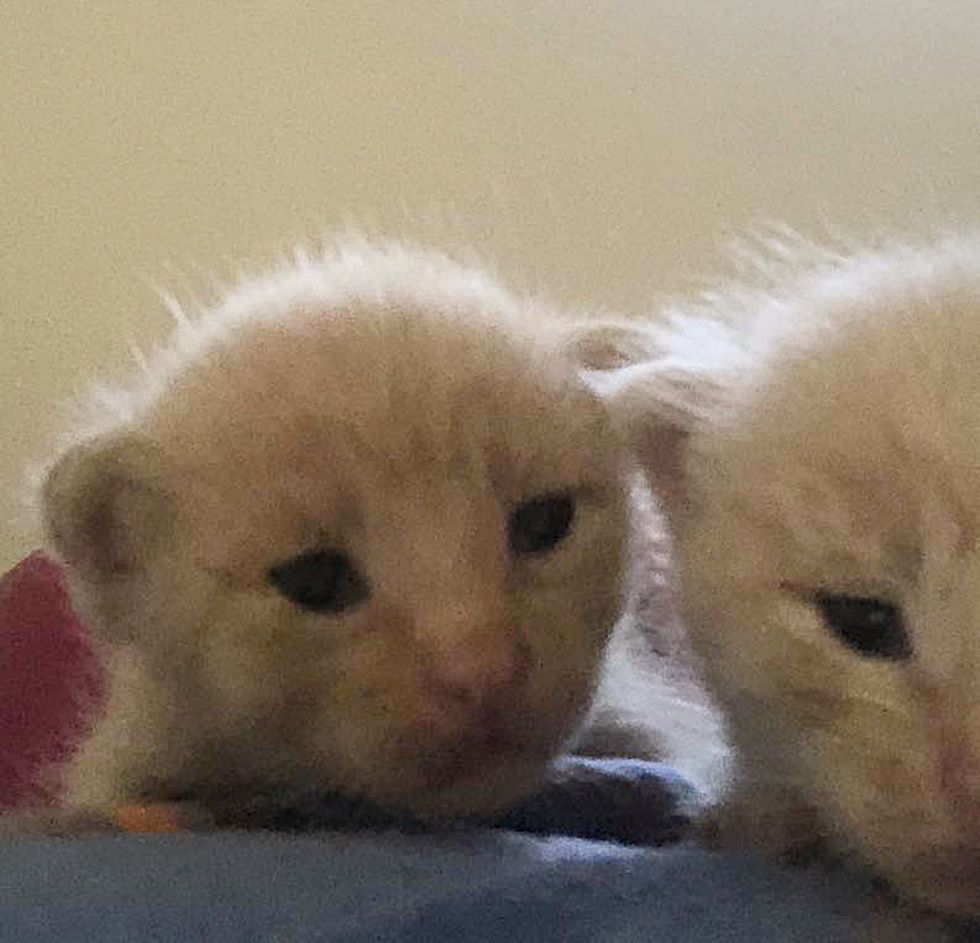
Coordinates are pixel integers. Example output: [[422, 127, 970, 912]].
[[580, 233, 980, 917], [38, 242, 631, 824]]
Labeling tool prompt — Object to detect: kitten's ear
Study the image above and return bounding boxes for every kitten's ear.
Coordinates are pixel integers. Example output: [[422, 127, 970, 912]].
[[560, 316, 719, 515], [41, 433, 176, 640], [587, 359, 720, 518], [562, 316, 723, 516]]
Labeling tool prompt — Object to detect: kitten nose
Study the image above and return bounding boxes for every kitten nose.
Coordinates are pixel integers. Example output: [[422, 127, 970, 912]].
[[439, 650, 522, 711], [418, 608, 524, 710]]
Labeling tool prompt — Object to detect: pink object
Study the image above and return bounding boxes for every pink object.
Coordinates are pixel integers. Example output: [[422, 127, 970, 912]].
[[0, 552, 104, 807]]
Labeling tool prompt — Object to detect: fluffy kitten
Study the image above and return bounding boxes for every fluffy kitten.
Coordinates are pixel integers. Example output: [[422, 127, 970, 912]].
[[38, 242, 632, 823], [580, 233, 980, 917]]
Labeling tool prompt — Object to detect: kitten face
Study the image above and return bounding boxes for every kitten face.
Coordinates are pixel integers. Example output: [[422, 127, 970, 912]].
[[44, 247, 628, 820], [594, 236, 980, 915], [681, 315, 980, 913]]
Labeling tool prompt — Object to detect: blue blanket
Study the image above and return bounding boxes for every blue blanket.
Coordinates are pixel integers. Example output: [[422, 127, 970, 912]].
[[0, 759, 971, 941]]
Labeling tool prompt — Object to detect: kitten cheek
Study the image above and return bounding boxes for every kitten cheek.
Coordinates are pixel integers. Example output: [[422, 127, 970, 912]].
[[201, 640, 290, 723]]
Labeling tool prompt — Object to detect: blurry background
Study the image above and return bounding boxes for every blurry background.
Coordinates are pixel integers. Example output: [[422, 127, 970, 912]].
[[3, 0, 980, 567]]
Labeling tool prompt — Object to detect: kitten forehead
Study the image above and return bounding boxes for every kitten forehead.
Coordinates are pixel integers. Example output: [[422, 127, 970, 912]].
[[652, 231, 980, 389], [686, 234, 980, 562], [149, 288, 603, 479], [110, 244, 615, 561]]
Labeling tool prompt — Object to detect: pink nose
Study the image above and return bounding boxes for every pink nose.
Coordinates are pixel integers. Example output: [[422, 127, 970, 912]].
[[437, 647, 523, 713], [415, 602, 526, 713]]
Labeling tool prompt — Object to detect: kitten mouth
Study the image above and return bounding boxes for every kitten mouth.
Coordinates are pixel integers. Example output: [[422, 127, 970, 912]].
[[419, 724, 532, 789]]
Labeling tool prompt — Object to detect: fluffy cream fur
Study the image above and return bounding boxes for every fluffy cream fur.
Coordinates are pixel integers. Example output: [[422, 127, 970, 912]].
[[40, 242, 633, 822], [580, 232, 980, 916]]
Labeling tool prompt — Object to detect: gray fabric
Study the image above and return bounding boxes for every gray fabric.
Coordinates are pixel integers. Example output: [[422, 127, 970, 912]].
[[0, 830, 971, 942]]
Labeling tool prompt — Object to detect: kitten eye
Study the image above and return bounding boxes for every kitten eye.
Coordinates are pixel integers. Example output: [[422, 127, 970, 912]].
[[509, 493, 575, 556], [815, 593, 911, 660], [268, 550, 369, 615]]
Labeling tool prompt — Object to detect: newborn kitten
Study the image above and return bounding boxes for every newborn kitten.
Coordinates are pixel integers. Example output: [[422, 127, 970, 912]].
[[37, 242, 631, 825], [580, 233, 980, 917]]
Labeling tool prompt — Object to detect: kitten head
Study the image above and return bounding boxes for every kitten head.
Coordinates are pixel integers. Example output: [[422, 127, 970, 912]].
[[585, 234, 980, 915], [42, 244, 629, 820]]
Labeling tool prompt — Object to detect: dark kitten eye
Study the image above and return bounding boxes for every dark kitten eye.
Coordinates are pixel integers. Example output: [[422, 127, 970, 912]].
[[815, 593, 911, 660], [509, 493, 575, 556], [268, 550, 369, 615]]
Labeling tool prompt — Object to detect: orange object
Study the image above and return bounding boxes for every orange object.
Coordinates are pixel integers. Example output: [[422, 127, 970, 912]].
[[111, 804, 184, 834]]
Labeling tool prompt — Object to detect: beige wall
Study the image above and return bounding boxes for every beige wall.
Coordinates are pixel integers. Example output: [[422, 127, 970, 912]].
[[3, 1, 980, 568]]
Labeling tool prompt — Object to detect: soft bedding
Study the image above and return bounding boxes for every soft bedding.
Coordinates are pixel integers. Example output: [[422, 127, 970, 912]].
[[0, 818, 969, 941]]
